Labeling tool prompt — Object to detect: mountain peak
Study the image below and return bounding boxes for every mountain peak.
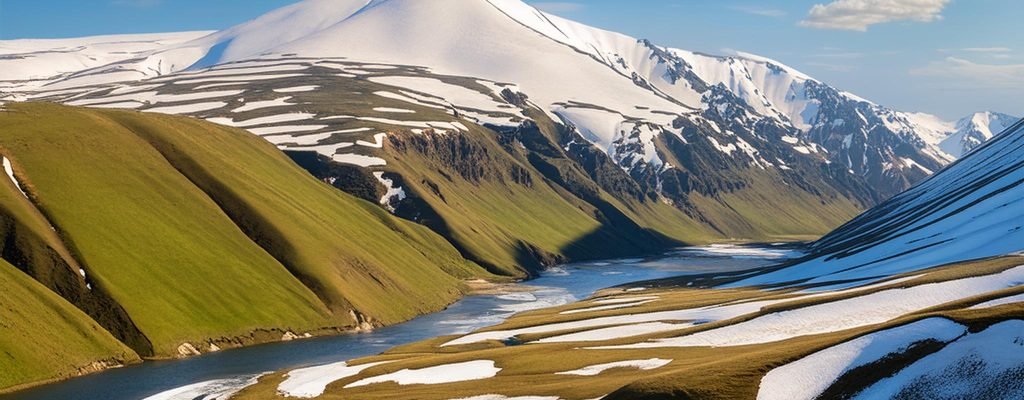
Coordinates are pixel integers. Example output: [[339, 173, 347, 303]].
[[940, 111, 1020, 158]]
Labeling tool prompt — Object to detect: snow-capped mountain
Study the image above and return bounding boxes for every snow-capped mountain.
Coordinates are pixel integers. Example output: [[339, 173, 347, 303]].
[[0, 0, 1012, 203], [939, 111, 1020, 158], [0, 31, 210, 95]]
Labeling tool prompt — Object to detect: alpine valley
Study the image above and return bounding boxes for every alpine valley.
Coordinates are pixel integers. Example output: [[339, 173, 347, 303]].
[[0, 0, 1021, 399]]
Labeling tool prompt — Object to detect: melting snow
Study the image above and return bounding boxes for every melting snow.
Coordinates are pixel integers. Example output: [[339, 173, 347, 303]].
[[278, 361, 389, 398], [3, 157, 29, 199], [757, 318, 967, 400], [614, 266, 1024, 348], [208, 112, 316, 127], [233, 96, 294, 112], [144, 101, 227, 115], [592, 296, 660, 305], [373, 171, 407, 212], [344, 360, 500, 388], [373, 107, 416, 114], [273, 85, 319, 93], [969, 292, 1024, 310], [333, 154, 386, 167], [142, 374, 263, 400], [560, 299, 656, 315], [248, 125, 326, 135], [853, 320, 1024, 399], [555, 358, 672, 376], [538, 322, 690, 344], [444, 297, 781, 347]]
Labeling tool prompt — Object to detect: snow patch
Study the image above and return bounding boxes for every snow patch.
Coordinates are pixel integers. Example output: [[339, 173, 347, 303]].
[[556, 358, 672, 376], [616, 266, 1024, 348], [3, 157, 29, 199], [333, 154, 386, 167], [144, 101, 227, 115], [757, 318, 967, 400], [345, 360, 500, 388], [373, 171, 406, 212], [142, 374, 263, 400], [273, 85, 319, 93], [233, 96, 293, 112], [278, 361, 389, 398]]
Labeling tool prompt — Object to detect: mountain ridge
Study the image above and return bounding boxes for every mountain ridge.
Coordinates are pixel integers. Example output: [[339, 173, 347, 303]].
[[0, 0, 1011, 201]]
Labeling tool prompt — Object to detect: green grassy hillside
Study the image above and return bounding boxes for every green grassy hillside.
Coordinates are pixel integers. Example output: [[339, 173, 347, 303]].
[[0, 259, 138, 393], [366, 103, 861, 276], [0, 103, 335, 356], [381, 127, 677, 276], [0, 103, 491, 392], [107, 110, 485, 325]]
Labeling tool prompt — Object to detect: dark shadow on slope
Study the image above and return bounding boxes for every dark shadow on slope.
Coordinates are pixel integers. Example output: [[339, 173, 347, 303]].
[[186, 39, 232, 71], [0, 160, 153, 356], [285, 151, 383, 203]]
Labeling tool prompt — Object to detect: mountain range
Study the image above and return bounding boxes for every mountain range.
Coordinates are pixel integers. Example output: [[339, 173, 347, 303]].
[[0, 0, 1021, 395], [231, 93, 1024, 400], [0, 0, 1015, 200]]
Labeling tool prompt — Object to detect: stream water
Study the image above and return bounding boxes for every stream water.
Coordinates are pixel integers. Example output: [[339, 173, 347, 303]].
[[3, 245, 800, 400]]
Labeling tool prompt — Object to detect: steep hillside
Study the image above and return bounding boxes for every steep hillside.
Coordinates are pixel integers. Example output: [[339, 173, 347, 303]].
[[735, 117, 1024, 289], [18, 58, 869, 269], [0, 102, 491, 390], [0, 259, 138, 393], [233, 105, 1024, 400]]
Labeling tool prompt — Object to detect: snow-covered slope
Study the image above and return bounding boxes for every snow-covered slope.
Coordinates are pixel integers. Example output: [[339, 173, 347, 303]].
[[0, 31, 210, 94], [733, 117, 1024, 289]]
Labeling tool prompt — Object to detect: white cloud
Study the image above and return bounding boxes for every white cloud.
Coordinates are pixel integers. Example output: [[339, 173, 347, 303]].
[[731, 5, 786, 18], [800, 0, 950, 31], [911, 57, 1024, 88], [530, 2, 584, 13]]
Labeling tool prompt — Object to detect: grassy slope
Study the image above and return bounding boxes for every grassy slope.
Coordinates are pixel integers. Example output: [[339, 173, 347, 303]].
[[0, 258, 138, 393], [105, 110, 487, 325], [523, 103, 859, 244], [0, 103, 490, 367], [0, 103, 334, 356], [383, 128, 655, 276], [253, 71, 833, 276], [0, 144, 156, 354], [687, 175, 863, 241], [234, 256, 1024, 399]]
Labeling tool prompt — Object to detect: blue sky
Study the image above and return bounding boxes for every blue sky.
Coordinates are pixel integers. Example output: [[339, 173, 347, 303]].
[[0, 0, 1019, 119]]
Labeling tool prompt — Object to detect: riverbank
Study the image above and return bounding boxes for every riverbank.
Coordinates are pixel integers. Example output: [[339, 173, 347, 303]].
[[2, 246, 796, 400], [232, 256, 1024, 400]]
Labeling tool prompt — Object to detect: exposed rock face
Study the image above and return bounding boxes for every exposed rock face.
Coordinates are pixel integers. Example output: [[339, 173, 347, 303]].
[[176, 343, 201, 358]]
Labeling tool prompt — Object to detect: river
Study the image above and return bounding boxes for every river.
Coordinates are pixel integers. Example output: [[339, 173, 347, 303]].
[[3, 245, 800, 400]]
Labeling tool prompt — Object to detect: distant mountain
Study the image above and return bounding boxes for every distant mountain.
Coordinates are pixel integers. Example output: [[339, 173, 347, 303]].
[[939, 111, 1020, 158], [0, 0, 1016, 265], [244, 116, 1024, 399], [0, 0, 989, 201]]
